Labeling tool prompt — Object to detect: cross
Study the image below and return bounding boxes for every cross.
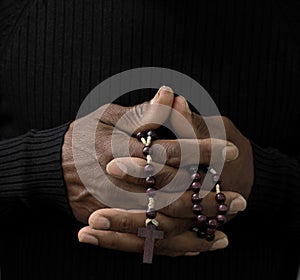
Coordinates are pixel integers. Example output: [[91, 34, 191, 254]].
[[138, 222, 164, 264]]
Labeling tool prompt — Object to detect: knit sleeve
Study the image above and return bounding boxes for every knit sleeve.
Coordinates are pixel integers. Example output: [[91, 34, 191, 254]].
[[0, 122, 74, 224], [239, 142, 300, 238]]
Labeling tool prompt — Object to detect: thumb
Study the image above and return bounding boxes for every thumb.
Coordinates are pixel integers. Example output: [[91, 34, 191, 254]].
[[107, 85, 175, 134], [170, 95, 212, 139]]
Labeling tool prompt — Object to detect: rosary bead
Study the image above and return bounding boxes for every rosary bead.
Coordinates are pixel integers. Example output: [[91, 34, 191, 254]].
[[136, 132, 146, 141], [189, 165, 227, 243], [189, 166, 199, 174], [218, 204, 228, 214], [138, 130, 163, 264], [146, 209, 157, 219], [215, 192, 226, 203], [191, 181, 202, 193], [143, 146, 152, 156], [197, 214, 207, 225], [191, 172, 201, 181], [212, 174, 221, 183], [146, 187, 157, 197], [145, 176, 156, 187], [192, 193, 203, 204], [206, 227, 216, 235], [206, 234, 215, 241], [207, 219, 218, 229], [144, 164, 154, 176], [147, 130, 157, 139], [216, 214, 227, 225], [192, 204, 203, 215]]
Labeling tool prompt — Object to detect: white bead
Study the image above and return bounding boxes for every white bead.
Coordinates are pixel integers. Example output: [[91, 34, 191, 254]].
[[148, 197, 155, 208], [146, 155, 152, 164], [208, 167, 217, 175], [141, 137, 147, 145]]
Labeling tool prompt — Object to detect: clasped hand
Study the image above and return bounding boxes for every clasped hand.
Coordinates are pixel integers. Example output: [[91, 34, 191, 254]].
[[62, 86, 254, 257]]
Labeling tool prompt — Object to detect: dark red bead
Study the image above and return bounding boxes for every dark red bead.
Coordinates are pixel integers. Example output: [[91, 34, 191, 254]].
[[143, 146, 152, 156], [147, 130, 157, 140], [191, 181, 202, 193], [206, 228, 216, 235], [218, 204, 228, 214], [197, 214, 207, 226], [212, 174, 221, 183], [145, 176, 156, 186], [144, 164, 154, 175], [146, 209, 157, 219], [146, 187, 157, 197], [192, 204, 203, 215], [206, 234, 215, 241], [207, 219, 218, 229], [136, 132, 146, 141], [192, 193, 203, 204], [191, 172, 201, 181], [216, 214, 227, 225], [215, 192, 226, 204], [189, 166, 199, 174]]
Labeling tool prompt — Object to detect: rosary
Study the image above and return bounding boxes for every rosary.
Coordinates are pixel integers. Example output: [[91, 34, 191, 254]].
[[136, 130, 228, 264]]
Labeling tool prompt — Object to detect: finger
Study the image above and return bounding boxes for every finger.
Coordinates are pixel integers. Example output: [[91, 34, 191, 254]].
[[156, 138, 238, 165], [87, 208, 194, 238], [106, 157, 190, 190], [100, 85, 175, 133], [78, 226, 228, 256], [160, 191, 247, 219], [109, 137, 239, 170], [157, 230, 228, 256], [151, 138, 239, 167], [78, 226, 144, 253], [170, 96, 229, 140]]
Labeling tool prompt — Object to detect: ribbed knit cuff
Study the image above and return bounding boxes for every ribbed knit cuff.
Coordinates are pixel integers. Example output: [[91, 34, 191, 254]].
[[0, 122, 73, 222], [240, 142, 300, 235]]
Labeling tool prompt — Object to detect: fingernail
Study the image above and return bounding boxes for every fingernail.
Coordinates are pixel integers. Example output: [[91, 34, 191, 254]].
[[91, 216, 110, 229], [222, 145, 239, 161], [78, 233, 99, 245], [210, 238, 228, 251], [184, 252, 200, 256], [150, 85, 173, 104], [160, 85, 173, 93], [106, 161, 127, 178], [229, 196, 247, 214], [177, 95, 192, 114]]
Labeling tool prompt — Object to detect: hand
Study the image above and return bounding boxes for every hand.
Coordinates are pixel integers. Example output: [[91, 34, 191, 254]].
[[62, 86, 175, 224], [77, 187, 246, 257], [169, 95, 254, 199], [77, 91, 247, 256], [106, 95, 254, 202]]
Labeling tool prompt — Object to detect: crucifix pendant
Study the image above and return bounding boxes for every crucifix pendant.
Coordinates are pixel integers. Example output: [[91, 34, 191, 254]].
[[138, 222, 164, 264]]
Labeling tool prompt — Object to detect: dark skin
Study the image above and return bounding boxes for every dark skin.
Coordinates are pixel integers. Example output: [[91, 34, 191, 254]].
[[62, 86, 176, 223], [63, 87, 253, 256]]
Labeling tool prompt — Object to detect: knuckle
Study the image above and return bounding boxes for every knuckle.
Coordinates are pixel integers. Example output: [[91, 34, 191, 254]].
[[118, 216, 132, 232], [192, 115, 209, 138], [200, 139, 212, 163], [165, 143, 180, 166], [129, 138, 144, 158], [159, 169, 176, 188], [101, 104, 122, 125]]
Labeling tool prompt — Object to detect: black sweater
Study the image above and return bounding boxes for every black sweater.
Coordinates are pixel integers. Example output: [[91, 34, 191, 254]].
[[0, 0, 300, 279]]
